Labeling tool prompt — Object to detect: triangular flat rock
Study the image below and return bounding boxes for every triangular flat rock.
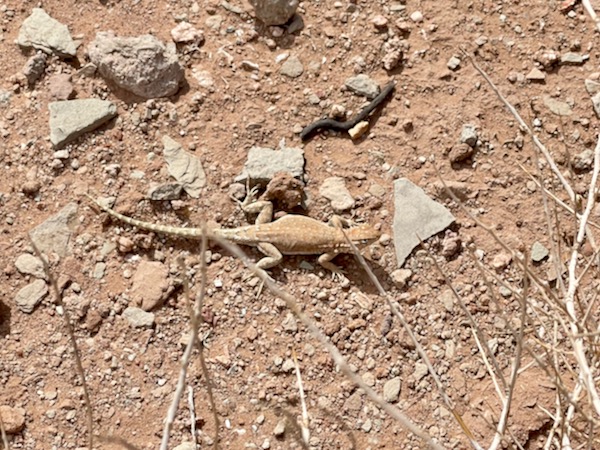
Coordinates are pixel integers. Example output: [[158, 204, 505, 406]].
[[392, 178, 455, 267], [17, 8, 77, 58], [49, 99, 117, 148]]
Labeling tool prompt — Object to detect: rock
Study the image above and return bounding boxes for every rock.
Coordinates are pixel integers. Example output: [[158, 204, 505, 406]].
[[191, 68, 214, 89], [17, 8, 77, 58], [371, 15, 388, 30], [49, 99, 117, 148], [237, 143, 305, 185], [460, 124, 478, 147], [543, 96, 571, 116], [131, 260, 171, 311], [173, 443, 196, 450], [319, 177, 355, 212], [447, 56, 461, 71], [348, 120, 369, 140], [170, 22, 204, 44], [526, 68, 546, 81], [123, 306, 155, 328], [279, 55, 303, 78], [22, 52, 47, 85], [29, 203, 78, 257], [410, 11, 424, 22], [531, 241, 549, 263], [572, 149, 594, 172], [585, 79, 600, 96], [162, 135, 206, 198], [491, 252, 512, 271], [48, 74, 75, 100], [343, 391, 363, 413], [390, 269, 412, 288], [381, 37, 406, 71], [249, 0, 298, 25], [383, 377, 401, 402], [273, 418, 286, 436], [286, 13, 304, 34], [345, 74, 380, 99], [15, 253, 45, 279], [448, 143, 474, 163], [392, 179, 455, 267], [147, 183, 184, 201], [560, 52, 588, 65], [15, 279, 48, 313], [0, 405, 26, 434], [281, 312, 298, 332], [87, 32, 184, 98], [592, 92, 600, 119], [413, 362, 428, 381], [441, 231, 461, 258], [432, 180, 472, 201]]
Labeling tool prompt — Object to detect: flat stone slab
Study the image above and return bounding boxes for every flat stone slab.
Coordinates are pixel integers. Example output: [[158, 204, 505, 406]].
[[49, 99, 117, 148], [392, 178, 455, 267], [17, 8, 77, 58], [236, 144, 305, 184]]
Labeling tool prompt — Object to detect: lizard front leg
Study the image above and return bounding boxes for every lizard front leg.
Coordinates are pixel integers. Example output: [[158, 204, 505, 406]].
[[240, 186, 274, 225]]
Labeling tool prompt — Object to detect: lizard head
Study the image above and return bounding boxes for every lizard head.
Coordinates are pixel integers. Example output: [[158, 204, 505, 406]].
[[347, 224, 381, 248]]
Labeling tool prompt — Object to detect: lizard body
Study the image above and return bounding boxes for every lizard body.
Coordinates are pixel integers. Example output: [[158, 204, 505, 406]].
[[87, 195, 380, 275]]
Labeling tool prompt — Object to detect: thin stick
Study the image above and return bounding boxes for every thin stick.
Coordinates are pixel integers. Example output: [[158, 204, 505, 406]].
[[188, 386, 198, 448], [292, 350, 310, 446], [0, 410, 9, 450], [29, 239, 94, 450]]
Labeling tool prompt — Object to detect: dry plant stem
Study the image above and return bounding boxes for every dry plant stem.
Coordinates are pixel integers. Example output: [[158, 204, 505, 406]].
[[582, 0, 600, 32], [29, 239, 94, 450], [207, 234, 444, 450], [188, 386, 198, 448], [340, 234, 483, 449], [462, 49, 576, 204], [564, 137, 600, 418], [0, 412, 9, 450], [292, 351, 310, 446]]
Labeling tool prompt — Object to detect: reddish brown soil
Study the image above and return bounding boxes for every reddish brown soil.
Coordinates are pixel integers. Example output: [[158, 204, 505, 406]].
[[0, 1, 597, 449]]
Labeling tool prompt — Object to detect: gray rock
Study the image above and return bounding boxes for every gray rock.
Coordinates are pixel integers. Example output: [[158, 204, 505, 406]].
[[390, 269, 412, 288], [273, 418, 286, 436], [15, 279, 48, 313], [49, 99, 117, 148], [279, 55, 303, 78], [526, 68, 546, 81], [460, 124, 478, 147], [123, 306, 155, 328], [237, 144, 305, 184], [162, 136, 206, 198], [345, 74, 380, 99], [585, 79, 600, 96], [531, 242, 549, 262], [15, 254, 45, 279], [447, 56, 461, 71], [87, 32, 184, 98], [148, 183, 184, 201], [249, 0, 298, 25], [561, 52, 588, 65], [17, 8, 77, 58], [572, 149, 594, 172], [29, 203, 78, 257], [543, 96, 572, 116], [383, 377, 401, 402], [281, 312, 298, 332], [392, 178, 455, 267], [319, 177, 355, 212], [413, 362, 428, 381], [22, 52, 48, 85], [592, 92, 600, 118]]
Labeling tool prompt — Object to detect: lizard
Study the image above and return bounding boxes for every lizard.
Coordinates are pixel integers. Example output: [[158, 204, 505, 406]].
[[86, 191, 381, 278]]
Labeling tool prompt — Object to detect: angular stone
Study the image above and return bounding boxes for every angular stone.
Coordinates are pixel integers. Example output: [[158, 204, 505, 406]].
[[49, 99, 117, 148], [236, 145, 305, 184], [87, 32, 184, 98], [392, 178, 455, 267], [249, 0, 298, 25], [15, 279, 48, 313], [29, 203, 78, 257], [17, 8, 77, 58]]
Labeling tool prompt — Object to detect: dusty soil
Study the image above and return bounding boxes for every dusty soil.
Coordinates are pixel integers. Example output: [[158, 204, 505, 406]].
[[0, 0, 598, 449]]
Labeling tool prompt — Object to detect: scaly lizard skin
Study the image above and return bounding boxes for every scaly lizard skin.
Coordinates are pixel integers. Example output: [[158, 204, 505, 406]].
[[87, 194, 380, 276]]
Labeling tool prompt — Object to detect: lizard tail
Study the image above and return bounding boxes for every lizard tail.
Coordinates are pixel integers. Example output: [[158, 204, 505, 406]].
[[86, 194, 208, 239]]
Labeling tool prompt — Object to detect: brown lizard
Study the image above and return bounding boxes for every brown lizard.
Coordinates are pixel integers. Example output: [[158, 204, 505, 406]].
[[86, 192, 380, 277]]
